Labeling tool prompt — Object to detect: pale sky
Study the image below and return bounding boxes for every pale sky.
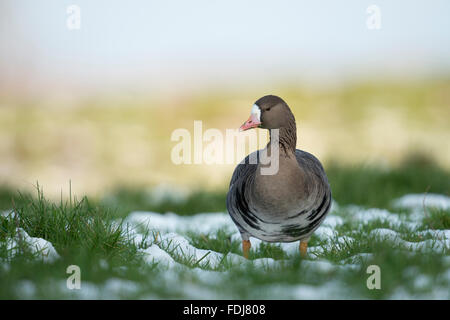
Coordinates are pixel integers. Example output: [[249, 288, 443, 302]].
[[1, 0, 450, 92]]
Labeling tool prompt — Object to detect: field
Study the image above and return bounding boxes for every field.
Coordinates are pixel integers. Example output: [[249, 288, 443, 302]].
[[1, 79, 449, 196], [1, 1, 449, 301], [1, 159, 449, 299], [1, 79, 449, 299]]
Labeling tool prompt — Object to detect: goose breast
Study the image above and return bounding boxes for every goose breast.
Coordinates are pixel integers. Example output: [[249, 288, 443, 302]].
[[226, 149, 332, 242]]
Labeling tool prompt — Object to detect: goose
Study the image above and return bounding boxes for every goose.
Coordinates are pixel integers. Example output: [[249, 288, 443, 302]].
[[226, 95, 332, 258]]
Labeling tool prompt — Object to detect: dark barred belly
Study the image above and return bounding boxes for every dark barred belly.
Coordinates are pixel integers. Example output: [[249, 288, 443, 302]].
[[230, 193, 332, 242]]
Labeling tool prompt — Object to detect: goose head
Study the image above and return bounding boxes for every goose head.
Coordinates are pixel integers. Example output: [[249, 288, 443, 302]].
[[239, 95, 294, 131]]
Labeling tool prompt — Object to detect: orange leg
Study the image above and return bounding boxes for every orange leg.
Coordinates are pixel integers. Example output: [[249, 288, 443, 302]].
[[299, 240, 308, 258], [242, 240, 251, 259]]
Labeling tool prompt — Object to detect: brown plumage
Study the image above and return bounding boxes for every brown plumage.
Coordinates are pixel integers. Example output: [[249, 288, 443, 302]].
[[226, 95, 331, 258]]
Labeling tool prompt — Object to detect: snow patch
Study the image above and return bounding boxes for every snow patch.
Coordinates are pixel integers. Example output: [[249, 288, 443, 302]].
[[370, 228, 450, 253], [126, 211, 235, 234], [6, 228, 59, 262], [393, 193, 450, 211]]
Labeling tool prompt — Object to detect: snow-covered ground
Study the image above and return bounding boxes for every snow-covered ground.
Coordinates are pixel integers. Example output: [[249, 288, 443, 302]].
[[3, 193, 450, 299], [127, 193, 450, 261]]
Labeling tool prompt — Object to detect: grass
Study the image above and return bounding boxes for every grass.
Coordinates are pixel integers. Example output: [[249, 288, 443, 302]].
[[186, 229, 288, 261], [14, 187, 132, 260], [326, 152, 449, 209], [0, 185, 161, 299], [423, 209, 450, 230], [100, 188, 227, 218], [0, 161, 449, 299], [1, 79, 449, 299]]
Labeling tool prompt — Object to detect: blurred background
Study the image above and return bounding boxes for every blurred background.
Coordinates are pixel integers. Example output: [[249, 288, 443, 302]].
[[0, 0, 449, 199]]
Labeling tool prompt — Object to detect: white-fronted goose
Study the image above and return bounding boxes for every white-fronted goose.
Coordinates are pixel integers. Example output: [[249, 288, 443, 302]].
[[226, 95, 332, 258]]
